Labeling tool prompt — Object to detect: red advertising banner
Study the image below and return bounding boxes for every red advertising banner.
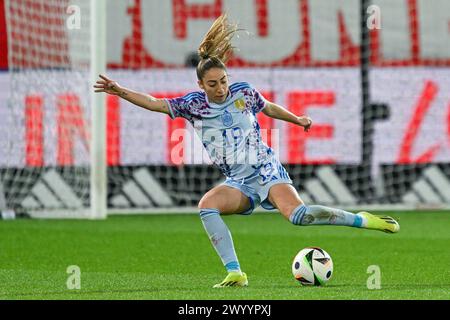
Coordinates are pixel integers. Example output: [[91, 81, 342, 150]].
[[2, 0, 450, 69], [1, 68, 449, 169]]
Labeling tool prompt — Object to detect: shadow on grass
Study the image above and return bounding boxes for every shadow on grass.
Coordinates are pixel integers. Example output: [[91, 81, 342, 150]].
[[0, 287, 200, 299]]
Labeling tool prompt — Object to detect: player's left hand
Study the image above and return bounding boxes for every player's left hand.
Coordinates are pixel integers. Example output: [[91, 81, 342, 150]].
[[297, 116, 312, 132]]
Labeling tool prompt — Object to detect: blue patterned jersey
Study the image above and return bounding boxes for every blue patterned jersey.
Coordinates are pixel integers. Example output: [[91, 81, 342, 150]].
[[166, 82, 274, 180]]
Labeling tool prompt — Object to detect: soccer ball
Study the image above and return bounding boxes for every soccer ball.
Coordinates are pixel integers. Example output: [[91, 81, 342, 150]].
[[292, 247, 333, 286]]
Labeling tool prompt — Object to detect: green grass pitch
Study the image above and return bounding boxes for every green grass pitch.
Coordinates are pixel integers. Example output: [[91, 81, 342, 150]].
[[0, 211, 449, 300]]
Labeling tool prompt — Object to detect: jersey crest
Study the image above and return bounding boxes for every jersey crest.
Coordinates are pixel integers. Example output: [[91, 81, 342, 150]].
[[221, 110, 233, 127], [234, 98, 246, 111]]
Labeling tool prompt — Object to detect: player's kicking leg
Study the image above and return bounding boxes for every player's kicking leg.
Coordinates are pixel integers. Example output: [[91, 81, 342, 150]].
[[267, 184, 400, 233], [198, 185, 251, 288]]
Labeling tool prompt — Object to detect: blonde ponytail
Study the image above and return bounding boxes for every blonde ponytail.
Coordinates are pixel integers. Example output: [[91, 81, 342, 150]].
[[197, 13, 238, 63], [196, 14, 239, 79]]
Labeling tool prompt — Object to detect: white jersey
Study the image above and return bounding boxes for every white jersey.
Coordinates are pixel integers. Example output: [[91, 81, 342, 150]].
[[166, 82, 275, 180]]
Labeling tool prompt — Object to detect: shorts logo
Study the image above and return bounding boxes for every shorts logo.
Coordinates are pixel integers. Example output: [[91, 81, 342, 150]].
[[222, 110, 233, 127], [234, 99, 246, 111]]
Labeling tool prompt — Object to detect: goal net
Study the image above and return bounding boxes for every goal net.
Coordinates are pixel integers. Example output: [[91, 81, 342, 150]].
[[1, 0, 450, 219], [1, 0, 106, 218]]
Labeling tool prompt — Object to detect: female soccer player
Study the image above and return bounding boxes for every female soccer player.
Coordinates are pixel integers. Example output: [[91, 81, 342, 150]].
[[94, 14, 399, 288]]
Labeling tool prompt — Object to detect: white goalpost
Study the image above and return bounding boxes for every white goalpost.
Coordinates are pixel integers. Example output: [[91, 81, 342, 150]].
[[90, 0, 107, 219]]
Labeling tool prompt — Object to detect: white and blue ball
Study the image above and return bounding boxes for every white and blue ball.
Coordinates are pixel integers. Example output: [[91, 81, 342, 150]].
[[292, 247, 333, 286]]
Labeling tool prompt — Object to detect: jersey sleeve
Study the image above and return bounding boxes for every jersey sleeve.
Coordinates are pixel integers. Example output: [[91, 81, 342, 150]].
[[250, 86, 268, 114], [165, 96, 189, 119]]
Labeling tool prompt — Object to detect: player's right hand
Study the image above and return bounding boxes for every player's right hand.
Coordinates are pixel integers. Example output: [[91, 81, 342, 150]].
[[93, 74, 123, 96]]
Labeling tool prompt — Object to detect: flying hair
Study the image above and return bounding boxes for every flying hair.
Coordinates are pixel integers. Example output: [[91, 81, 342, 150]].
[[196, 14, 239, 80]]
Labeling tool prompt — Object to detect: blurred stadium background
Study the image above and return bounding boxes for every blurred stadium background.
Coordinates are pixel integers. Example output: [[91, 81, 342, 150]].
[[1, 0, 450, 219]]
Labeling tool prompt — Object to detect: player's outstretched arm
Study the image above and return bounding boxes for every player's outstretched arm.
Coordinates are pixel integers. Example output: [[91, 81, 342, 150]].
[[262, 101, 312, 132], [93, 74, 170, 115]]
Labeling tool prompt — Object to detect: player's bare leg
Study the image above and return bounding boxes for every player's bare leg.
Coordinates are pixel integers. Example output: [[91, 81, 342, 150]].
[[267, 184, 304, 220], [267, 184, 399, 233], [198, 185, 251, 215], [198, 185, 250, 287]]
